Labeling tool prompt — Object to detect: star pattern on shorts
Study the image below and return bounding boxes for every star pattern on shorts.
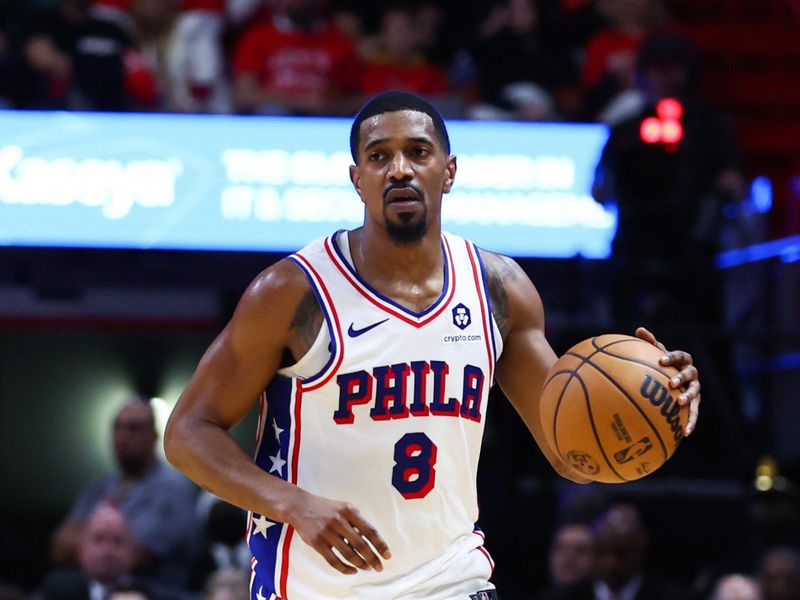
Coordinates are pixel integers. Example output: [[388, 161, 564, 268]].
[[256, 586, 266, 600], [272, 419, 284, 440], [252, 514, 275, 538], [268, 451, 286, 475]]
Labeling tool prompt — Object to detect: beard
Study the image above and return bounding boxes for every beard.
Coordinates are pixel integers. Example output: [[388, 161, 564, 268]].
[[385, 209, 428, 244]]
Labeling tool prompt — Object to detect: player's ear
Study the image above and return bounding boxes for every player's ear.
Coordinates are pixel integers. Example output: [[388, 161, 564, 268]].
[[442, 155, 457, 194], [349, 164, 364, 202]]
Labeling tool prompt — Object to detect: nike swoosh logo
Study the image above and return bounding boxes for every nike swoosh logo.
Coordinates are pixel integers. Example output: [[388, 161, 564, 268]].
[[347, 318, 389, 337]]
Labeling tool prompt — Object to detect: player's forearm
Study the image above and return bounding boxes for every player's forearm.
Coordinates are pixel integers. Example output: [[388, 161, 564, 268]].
[[164, 416, 300, 523], [510, 393, 591, 484]]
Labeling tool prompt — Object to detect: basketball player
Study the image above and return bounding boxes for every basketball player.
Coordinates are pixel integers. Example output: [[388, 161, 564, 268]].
[[164, 91, 701, 600]]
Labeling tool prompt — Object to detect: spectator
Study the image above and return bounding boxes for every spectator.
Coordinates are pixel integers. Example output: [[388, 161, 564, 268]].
[[231, 0, 361, 115], [0, 7, 16, 108], [41, 503, 137, 600], [165, 0, 232, 113], [108, 588, 152, 600], [15, 0, 132, 110], [546, 503, 690, 599], [710, 574, 762, 600], [592, 33, 743, 331], [580, 0, 667, 122], [694, 478, 800, 599], [91, 0, 133, 32], [760, 546, 800, 600], [123, 0, 180, 111], [203, 568, 249, 600], [360, 5, 449, 98], [189, 492, 249, 592], [50, 397, 198, 594], [468, 0, 576, 121], [538, 522, 596, 598]]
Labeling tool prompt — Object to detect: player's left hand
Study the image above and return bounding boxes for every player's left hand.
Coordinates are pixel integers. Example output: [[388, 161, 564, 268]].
[[635, 327, 700, 436]]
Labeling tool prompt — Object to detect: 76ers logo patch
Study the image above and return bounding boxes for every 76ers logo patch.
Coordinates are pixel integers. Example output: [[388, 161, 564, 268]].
[[452, 303, 471, 330]]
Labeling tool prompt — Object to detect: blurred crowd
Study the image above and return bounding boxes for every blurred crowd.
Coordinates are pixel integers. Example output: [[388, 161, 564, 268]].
[[0, 0, 705, 125], [5, 396, 796, 600], [533, 500, 800, 600]]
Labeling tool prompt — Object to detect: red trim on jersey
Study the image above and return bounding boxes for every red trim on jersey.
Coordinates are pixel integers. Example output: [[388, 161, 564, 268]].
[[323, 235, 456, 327], [277, 381, 303, 598], [291, 252, 345, 390], [465, 241, 495, 382]]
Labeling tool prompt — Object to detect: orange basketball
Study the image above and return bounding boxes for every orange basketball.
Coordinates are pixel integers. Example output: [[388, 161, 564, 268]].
[[539, 334, 689, 483]]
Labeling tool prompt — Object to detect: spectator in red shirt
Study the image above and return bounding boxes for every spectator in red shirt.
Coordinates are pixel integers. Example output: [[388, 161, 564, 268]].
[[580, 0, 667, 121], [232, 0, 362, 115], [360, 5, 448, 98]]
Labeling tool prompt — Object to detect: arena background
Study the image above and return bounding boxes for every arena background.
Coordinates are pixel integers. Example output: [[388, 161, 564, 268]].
[[0, 0, 798, 597]]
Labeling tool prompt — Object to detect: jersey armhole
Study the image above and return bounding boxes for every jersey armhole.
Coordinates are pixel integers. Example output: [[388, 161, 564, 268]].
[[282, 255, 339, 384], [276, 321, 330, 380]]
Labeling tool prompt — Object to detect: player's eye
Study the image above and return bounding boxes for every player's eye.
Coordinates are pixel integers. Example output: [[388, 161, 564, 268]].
[[367, 151, 384, 161], [412, 147, 429, 158]]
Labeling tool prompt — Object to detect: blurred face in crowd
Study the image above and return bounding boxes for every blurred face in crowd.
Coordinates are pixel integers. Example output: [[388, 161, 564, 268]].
[[644, 62, 690, 100], [594, 505, 648, 591], [130, 0, 179, 33], [113, 400, 157, 475], [761, 547, 800, 600], [205, 568, 250, 600], [711, 574, 762, 600], [508, 0, 539, 36], [381, 10, 420, 61], [549, 523, 596, 586], [350, 110, 455, 244], [79, 505, 135, 586], [108, 593, 149, 600]]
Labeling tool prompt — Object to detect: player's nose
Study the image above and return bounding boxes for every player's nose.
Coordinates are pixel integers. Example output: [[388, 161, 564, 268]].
[[387, 152, 413, 181]]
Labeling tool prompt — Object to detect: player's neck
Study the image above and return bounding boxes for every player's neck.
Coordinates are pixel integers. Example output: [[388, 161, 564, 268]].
[[350, 225, 443, 285]]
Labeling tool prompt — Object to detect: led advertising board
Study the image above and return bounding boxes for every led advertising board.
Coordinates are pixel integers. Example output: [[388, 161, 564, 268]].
[[0, 111, 613, 257]]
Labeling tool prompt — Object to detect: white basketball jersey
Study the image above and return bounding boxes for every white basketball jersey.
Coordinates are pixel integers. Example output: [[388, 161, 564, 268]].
[[247, 230, 503, 600]]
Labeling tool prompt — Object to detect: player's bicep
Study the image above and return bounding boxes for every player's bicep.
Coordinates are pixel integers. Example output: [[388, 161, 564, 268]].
[[482, 250, 557, 416], [179, 329, 277, 429], [174, 261, 305, 430]]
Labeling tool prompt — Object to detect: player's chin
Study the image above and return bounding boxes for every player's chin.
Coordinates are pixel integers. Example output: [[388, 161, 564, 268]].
[[385, 213, 427, 243]]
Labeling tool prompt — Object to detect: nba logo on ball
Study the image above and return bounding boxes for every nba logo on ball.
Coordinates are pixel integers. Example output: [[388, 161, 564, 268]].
[[452, 303, 471, 329], [539, 334, 689, 483]]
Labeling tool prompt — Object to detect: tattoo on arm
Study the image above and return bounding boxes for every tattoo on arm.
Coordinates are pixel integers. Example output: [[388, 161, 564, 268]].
[[483, 252, 519, 340], [288, 289, 324, 362]]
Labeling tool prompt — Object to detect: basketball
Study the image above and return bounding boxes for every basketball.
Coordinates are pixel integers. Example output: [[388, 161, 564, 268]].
[[539, 334, 689, 483]]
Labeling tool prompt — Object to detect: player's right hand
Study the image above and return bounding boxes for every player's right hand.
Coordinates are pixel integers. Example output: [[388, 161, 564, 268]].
[[287, 491, 392, 574]]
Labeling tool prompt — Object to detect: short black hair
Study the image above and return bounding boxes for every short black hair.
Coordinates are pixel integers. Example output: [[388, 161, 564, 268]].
[[349, 91, 451, 163]]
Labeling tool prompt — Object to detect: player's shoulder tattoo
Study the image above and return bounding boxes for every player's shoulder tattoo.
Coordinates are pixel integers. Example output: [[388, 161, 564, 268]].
[[479, 249, 521, 340], [289, 288, 323, 355]]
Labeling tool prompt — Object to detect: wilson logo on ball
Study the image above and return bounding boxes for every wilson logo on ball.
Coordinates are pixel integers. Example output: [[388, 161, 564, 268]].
[[639, 374, 684, 442]]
